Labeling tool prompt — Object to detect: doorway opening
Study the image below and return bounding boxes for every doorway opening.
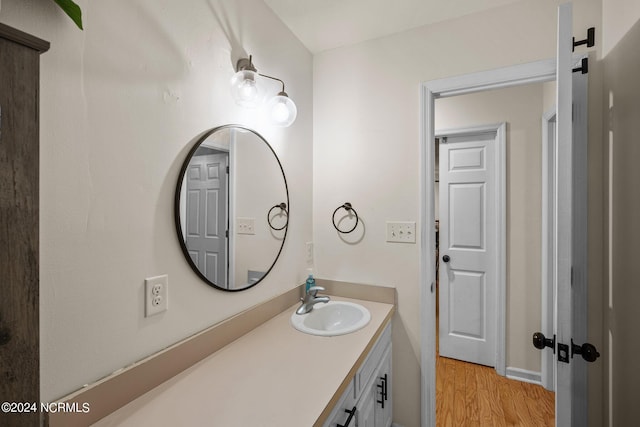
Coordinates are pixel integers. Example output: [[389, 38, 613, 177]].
[[419, 57, 559, 427], [433, 85, 556, 425], [422, 53, 589, 427]]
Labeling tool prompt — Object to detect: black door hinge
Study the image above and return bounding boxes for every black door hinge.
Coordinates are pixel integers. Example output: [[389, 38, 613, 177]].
[[573, 27, 595, 52], [572, 57, 589, 74]]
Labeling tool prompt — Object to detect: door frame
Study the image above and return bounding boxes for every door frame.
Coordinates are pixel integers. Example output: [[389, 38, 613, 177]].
[[541, 107, 557, 391], [435, 123, 506, 375], [419, 58, 557, 427], [200, 137, 234, 288]]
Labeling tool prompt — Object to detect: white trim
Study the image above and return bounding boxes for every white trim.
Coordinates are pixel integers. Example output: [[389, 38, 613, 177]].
[[435, 123, 506, 377], [506, 367, 543, 386], [426, 59, 556, 99], [570, 52, 589, 427], [541, 107, 556, 392], [555, 4, 573, 426], [419, 81, 436, 427], [420, 57, 556, 427], [228, 130, 237, 289]]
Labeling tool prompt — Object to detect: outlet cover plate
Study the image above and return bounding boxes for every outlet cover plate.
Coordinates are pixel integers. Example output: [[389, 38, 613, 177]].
[[386, 221, 417, 243], [145, 275, 168, 317]]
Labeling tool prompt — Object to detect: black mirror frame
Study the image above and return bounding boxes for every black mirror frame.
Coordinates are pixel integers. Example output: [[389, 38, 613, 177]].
[[174, 124, 290, 292]]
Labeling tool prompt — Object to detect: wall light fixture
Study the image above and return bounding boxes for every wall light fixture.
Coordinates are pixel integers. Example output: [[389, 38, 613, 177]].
[[230, 55, 297, 127]]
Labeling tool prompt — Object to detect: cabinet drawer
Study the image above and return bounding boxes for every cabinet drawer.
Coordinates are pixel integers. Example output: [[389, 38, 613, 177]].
[[323, 379, 357, 427], [355, 322, 391, 398]]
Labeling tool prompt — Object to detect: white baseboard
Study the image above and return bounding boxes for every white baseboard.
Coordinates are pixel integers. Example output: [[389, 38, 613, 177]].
[[505, 366, 542, 385]]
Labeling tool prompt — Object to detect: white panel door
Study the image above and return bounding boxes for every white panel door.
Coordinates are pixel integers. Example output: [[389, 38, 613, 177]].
[[186, 153, 229, 286], [439, 131, 497, 367]]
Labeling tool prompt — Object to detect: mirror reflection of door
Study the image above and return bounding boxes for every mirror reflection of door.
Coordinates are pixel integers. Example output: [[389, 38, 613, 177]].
[[176, 125, 289, 292], [185, 148, 229, 288]]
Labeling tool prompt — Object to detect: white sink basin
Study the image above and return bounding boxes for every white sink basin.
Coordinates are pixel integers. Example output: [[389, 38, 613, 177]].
[[290, 301, 371, 336]]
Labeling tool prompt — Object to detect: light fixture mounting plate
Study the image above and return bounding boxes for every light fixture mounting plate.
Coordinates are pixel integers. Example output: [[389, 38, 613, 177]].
[[236, 57, 256, 73]]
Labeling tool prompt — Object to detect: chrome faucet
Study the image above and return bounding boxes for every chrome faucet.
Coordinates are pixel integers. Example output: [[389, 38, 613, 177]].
[[295, 286, 330, 315]]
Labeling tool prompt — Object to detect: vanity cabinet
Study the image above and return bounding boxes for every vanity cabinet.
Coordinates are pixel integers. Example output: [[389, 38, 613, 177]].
[[323, 322, 392, 427]]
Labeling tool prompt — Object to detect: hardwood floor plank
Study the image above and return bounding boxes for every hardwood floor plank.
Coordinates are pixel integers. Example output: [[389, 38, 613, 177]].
[[464, 362, 480, 426], [453, 357, 467, 425], [436, 356, 445, 425], [523, 381, 555, 426], [474, 363, 496, 427], [498, 375, 523, 425], [511, 378, 534, 425], [480, 364, 507, 427], [439, 357, 455, 427]]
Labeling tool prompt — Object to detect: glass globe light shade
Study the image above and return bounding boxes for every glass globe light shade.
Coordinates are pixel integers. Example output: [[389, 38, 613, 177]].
[[230, 69, 262, 108], [266, 93, 297, 127]]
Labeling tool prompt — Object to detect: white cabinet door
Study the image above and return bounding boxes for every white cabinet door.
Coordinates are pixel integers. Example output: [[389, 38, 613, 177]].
[[374, 347, 392, 427], [359, 386, 376, 427]]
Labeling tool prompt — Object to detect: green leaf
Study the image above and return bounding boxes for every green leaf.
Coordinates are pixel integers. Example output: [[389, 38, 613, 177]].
[[53, 0, 83, 30]]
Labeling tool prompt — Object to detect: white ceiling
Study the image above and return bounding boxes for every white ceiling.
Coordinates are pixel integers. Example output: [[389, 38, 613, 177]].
[[264, 0, 523, 53]]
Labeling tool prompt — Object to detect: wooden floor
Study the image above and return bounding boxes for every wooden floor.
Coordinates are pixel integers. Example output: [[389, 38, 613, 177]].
[[436, 355, 555, 426], [435, 278, 554, 426]]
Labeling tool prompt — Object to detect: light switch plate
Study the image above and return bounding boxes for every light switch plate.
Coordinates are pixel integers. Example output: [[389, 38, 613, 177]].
[[237, 217, 255, 235], [386, 221, 417, 243]]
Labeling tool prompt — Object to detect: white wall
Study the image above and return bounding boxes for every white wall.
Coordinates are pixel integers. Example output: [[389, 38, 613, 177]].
[[0, 0, 312, 402], [601, 0, 640, 424], [313, 0, 602, 425], [602, 0, 640, 55], [233, 130, 288, 286]]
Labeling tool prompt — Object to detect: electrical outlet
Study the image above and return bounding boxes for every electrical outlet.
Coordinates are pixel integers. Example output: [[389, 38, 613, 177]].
[[145, 275, 168, 317], [386, 221, 417, 243], [237, 217, 255, 235]]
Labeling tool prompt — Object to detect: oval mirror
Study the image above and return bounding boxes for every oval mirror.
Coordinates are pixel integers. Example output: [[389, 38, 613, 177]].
[[175, 125, 289, 291]]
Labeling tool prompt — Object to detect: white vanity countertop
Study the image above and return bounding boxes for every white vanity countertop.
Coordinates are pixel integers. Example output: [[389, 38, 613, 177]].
[[92, 297, 394, 427]]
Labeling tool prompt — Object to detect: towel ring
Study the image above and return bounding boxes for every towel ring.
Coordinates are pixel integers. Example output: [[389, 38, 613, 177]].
[[332, 202, 359, 234], [267, 202, 288, 231]]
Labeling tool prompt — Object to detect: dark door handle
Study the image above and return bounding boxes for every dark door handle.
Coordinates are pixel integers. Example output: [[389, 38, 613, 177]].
[[442, 255, 450, 263], [572, 339, 600, 362], [532, 332, 555, 351]]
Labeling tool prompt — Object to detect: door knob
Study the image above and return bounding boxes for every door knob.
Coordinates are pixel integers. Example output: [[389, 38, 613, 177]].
[[572, 339, 600, 363], [442, 255, 450, 263], [532, 332, 555, 351]]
